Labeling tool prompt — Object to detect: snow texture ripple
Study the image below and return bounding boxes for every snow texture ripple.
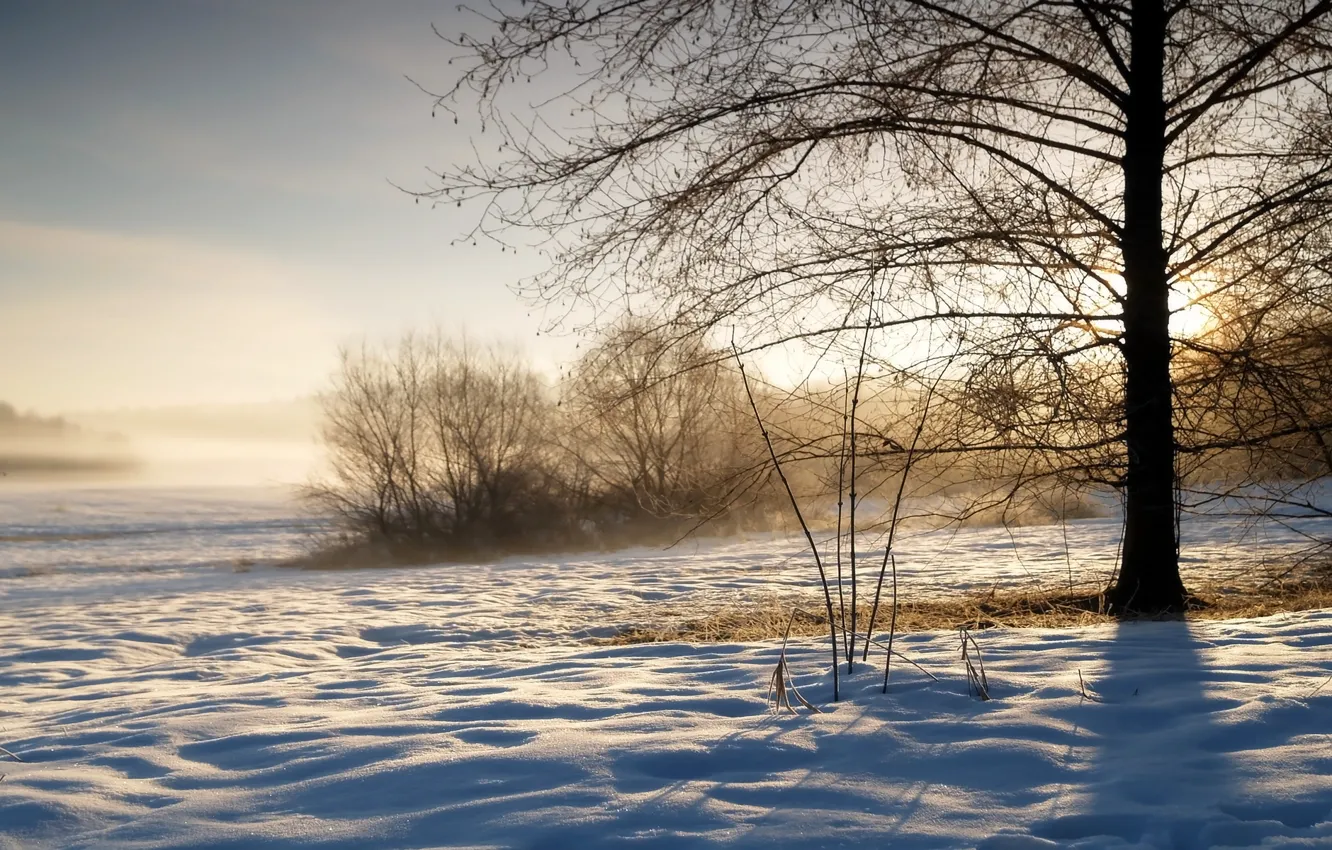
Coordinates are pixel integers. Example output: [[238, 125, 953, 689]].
[[0, 487, 1329, 848]]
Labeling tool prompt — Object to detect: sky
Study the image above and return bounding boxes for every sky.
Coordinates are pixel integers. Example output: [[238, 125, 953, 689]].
[[0, 0, 570, 414]]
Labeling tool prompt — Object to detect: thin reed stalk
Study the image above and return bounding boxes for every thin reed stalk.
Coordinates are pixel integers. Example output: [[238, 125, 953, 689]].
[[881, 551, 899, 693], [846, 289, 875, 670], [864, 367, 943, 660], [960, 630, 991, 701], [734, 345, 840, 701], [834, 373, 850, 660], [768, 608, 822, 714]]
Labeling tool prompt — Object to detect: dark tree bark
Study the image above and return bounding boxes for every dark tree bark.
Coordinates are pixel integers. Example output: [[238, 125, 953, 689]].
[[1115, 0, 1187, 611]]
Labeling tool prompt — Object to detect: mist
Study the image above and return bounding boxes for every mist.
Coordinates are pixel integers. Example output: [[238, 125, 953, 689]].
[[1, 399, 322, 489]]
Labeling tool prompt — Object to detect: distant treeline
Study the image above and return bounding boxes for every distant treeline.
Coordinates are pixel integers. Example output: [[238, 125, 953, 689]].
[[0, 402, 139, 478], [303, 324, 1140, 565], [310, 314, 1332, 566], [0, 402, 82, 438]]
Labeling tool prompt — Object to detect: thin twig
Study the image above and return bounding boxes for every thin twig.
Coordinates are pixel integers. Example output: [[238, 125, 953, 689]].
[[864, 364, 944, 659], [735, 344, 840, 702], [768, 610, 796, 712], [835, 372, 851, 660], [881, 551, 899, 693], [1077, 668, 1099, 701], [1061, 494, 1075, 595], [0, 745, 24, 763], [847, 288, 875, 670], [1309, 673, 1332, 699]]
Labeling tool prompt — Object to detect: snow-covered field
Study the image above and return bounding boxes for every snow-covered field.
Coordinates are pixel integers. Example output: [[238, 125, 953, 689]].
[[2, 486, 1330, 848]]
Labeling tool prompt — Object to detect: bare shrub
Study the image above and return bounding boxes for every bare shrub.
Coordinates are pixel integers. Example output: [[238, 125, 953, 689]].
[[560, 321, 771, 540], [306, 327, 781, 563], [306, 334, 575, 560]]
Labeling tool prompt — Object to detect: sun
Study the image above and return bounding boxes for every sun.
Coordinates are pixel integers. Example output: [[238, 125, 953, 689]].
[[1082, 270, 1217, 341], [1169, 273, 1220, 340], [1169, 291, 1213, 339]]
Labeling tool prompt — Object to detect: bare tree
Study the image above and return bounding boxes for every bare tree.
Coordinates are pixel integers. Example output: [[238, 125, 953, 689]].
[[423, 0, 1332, 612], [423, 336, 556, 544], [561, 321, 757, 522], [310, 334, 568, 556], [315, 342, 423, 540]]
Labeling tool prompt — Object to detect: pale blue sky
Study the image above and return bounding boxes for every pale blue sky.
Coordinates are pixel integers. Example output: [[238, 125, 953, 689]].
[[0, 0, 565, 412]]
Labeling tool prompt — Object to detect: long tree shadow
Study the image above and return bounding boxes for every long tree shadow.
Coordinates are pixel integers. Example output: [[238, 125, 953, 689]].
[[1018, 617, 1235, 847], [1008, 616, 1330, 849]]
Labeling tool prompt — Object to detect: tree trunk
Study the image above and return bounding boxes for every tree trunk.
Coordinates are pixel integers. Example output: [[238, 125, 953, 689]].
[[1109, 0, 1188, 613]]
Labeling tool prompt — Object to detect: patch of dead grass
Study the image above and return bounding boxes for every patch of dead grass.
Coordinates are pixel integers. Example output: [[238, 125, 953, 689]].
[[598, 571, 1332, 645]]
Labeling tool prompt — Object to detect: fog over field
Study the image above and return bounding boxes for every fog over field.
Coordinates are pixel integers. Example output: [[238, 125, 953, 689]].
[[71, 398, 324, 487], [1, 399, 322, 488]]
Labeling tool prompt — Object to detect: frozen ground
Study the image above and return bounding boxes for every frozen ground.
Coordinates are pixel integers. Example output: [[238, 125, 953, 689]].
[[1, 486, 1330, 848]]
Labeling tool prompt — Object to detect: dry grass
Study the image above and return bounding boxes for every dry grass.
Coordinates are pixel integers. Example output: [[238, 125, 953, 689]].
[[598, 570, 1332, 645], [960, 630, 991, 701], [767, 611, 823, 714]]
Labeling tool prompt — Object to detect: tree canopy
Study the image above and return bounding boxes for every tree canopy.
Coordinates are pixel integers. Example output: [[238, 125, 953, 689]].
[[425, 1, 1332, 612]]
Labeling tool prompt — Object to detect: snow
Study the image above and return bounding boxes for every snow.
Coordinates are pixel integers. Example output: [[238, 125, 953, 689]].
[[1, 486, 1330, 849], [0, 486, 319, 580]]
